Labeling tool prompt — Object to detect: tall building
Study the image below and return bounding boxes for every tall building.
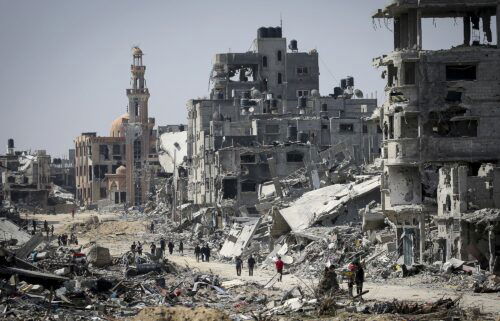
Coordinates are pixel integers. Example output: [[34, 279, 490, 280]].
[[124, 47, 156, 206], [74, 47, 157, 207], [374, 0, 500, 271], [186, 27, 381, 221]]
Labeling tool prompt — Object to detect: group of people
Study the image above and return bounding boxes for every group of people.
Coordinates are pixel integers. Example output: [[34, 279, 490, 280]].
[[130, 238, 184, 258], [235, 254, 257, 276], [194, 244, 211, 262], [57, 233, 78, 246]]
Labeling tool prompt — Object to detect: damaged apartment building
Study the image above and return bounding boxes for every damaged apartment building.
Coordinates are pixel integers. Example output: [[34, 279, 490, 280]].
[[74, 47, 160, 208], [186, 27, 382, 220], [373, 0, 500, 272], [0, 139, 51, 206]]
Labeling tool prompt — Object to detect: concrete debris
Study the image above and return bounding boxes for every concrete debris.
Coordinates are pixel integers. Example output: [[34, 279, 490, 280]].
[[83, 244, 112, 267]]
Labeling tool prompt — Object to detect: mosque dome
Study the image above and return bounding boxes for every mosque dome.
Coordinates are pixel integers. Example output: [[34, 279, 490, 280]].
[[110, 113, 129, 137]]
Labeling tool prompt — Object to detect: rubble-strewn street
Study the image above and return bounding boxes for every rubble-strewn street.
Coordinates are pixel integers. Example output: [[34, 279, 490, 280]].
[[2, 0, 500, 320]]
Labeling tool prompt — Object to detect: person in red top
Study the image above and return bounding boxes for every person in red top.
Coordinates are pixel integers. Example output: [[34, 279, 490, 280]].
[[275, 256, 284, 282]]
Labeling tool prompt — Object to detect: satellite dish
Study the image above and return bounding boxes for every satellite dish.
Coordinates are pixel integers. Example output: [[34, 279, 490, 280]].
[[354, 89, 364, 98], [249, 107, 255, 113]]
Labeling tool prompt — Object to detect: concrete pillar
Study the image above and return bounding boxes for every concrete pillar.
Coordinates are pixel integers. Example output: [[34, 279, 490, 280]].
[[419, 212, 425, 263], [497, 5, 500, 47], [416, 9, 422, 49], [463, 16, 471, 46], [408, 9, 418, 49]]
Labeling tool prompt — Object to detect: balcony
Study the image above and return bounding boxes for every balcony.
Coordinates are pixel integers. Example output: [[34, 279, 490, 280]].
[[386, 138, 420, 165]]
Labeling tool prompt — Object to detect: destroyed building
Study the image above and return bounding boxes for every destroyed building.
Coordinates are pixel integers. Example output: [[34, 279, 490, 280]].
[[186, 27, 382, 219], [74, 47, 160, 208], [50, 149, 76, 195], [373, 0, 500, 272], [0, 139, 52, 206]]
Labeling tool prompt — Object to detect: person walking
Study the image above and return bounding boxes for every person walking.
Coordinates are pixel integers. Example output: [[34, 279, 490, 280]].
[[275, 256, 284, 282], [160, 238, 166, 257], [131, 241, 137, 254], [150, 222, 155, 233], [150, 242, 157, 255], [71, 208, 75, 220], [179, 241, 184, 254], [194, 244, 201, 262], [168, 241, 174, 255], [248, 255, 256, 276], [355, 260, 365, 297], [43, 220, 48, 233], [137, 241, 143, 255], [205, 244, 211, 262], [50, 225, 54, 236], [235, 256, 243, 276], [32, 220, 37, 233]]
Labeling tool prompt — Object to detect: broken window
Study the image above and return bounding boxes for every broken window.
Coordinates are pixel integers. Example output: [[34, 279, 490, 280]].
[[377, 125, 383, 133], [133, 140, 141, 160], [403, 62, 416, 85], [363, 124, 368, 134], [277, 72, 282, 84], [114, 192, 120, 204], [120, 192, 126, 203], [222, 178, 237, 199], [446, 91, 462, 103], [297, 66, 308, 75], [339, 123, 354, 133], [297, 90, 309, 97], [241, 181, 257, 192], [134, 98, 139, 117], [400, 115, 419, 138], [265, 124, 280, 134], [240, 154, 256, 164], [428, 107, 477, 137], [100, 187, 107, 199], [277, 50, 282, 62], [286, 151, 304, 162], [446, 65, 476, 81], [262, 56, 268, 67], [387, 64, 398, 87], [99, 145, 109, 160]]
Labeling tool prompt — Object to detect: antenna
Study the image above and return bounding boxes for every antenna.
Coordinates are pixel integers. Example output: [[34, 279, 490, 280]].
[[280, 13, 283, 30]]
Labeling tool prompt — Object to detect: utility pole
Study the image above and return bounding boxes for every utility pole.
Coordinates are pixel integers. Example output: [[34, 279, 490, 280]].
[[172, 149, 177, 224]]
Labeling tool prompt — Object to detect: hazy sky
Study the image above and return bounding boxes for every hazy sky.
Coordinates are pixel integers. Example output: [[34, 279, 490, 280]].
[[0, 0, 487, 157]]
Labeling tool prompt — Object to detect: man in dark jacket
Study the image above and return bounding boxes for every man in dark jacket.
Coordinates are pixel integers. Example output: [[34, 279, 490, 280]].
[[206, 245, 211, 262], [179, 241, 184, 254], [194, 244, 201, 262], [247, 255, 256, 276], [160, 238, 166, 257], [355, 261, 365, 297], [168, 241, 174, 255], [235, 256, 243, 276]]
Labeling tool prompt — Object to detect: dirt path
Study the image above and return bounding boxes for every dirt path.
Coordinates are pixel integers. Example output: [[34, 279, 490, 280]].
[[35, 211, 500, 316], [168, 252, 500, 315]]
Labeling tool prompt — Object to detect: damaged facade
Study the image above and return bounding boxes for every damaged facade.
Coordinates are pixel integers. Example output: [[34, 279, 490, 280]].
[[74, 47, 159, 207], [186, 27, 381, 219], [373, 0, 500, 272], [0, 139, 51, 206]]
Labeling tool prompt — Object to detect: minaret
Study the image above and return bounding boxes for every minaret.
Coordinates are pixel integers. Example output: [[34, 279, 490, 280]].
[[127, 47, 149, 123], [125, 47, 151, 206]]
